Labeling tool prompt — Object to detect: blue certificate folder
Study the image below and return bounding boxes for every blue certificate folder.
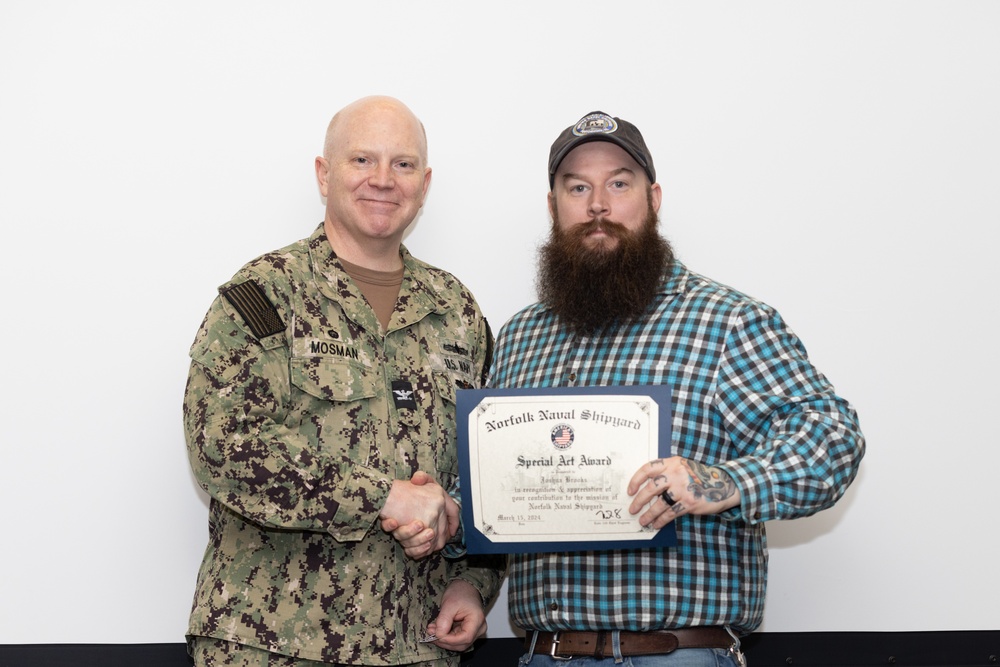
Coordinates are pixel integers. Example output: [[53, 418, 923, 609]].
[[456, 385, 677, 554]]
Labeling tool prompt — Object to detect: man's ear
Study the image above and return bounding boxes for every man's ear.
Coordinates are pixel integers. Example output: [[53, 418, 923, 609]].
[[422, 166, 432, 200], [315, 156, 330, 197], [650, 182, 663, 213]]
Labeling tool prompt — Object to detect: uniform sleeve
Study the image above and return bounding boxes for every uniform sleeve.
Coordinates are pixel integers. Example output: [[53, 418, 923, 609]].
[[443, 313, 507, 606], [446, 552, 507, 609], [183, 285, 391, 538], [713, 303, 865, 524]]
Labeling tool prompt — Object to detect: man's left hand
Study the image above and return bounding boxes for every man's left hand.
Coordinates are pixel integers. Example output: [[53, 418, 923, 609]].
[[627, 456, 741, 528], [424, 579, 487, 652]]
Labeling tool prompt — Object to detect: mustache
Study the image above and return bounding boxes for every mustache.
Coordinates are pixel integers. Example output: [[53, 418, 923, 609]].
[[567, 218, 629, 239]]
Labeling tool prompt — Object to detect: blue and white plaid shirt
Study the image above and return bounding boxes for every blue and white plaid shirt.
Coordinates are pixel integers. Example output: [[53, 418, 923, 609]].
[[488, 261, 864, 635]]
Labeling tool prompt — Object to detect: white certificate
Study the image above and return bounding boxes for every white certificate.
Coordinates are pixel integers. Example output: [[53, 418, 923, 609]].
[[456, 385, 676, 554]]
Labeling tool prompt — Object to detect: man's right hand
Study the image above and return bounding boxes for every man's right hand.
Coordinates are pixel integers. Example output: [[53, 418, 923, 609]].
[[379, 471, 459, 559]]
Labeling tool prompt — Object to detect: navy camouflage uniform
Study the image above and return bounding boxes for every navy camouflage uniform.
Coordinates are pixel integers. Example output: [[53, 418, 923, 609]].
[[184, 223, 504, 665]]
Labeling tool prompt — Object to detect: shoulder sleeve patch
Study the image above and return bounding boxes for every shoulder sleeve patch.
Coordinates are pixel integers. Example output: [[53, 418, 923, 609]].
[[220, 280, 285, 339]]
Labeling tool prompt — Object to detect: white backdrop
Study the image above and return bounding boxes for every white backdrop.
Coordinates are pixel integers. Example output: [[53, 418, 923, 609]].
[[2, 0, 998, 645]]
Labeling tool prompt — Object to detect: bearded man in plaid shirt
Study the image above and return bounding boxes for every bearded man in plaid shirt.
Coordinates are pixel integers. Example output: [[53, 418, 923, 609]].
[[485, 111, 865, 667]]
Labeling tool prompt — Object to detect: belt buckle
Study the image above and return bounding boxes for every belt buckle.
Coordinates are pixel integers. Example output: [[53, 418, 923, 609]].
[[548, 632, 573, 661]]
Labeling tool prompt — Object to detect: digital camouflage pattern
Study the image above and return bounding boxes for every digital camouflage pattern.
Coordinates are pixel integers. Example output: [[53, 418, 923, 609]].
[[190, 637, 448, 667], [184, 224, 504, 665]]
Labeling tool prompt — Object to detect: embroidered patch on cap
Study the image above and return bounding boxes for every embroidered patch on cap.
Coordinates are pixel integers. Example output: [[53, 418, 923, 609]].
[[221, 280, 285, 339], [573, 112, 618, 137], [391, 380, 417, 410]]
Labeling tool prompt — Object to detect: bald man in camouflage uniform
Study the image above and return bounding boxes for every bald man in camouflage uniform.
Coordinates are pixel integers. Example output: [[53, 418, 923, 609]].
[[184, 96, 504, 666]]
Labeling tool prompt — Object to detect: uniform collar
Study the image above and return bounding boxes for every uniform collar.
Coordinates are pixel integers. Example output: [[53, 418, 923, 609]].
[[307, 223, 448, 334]]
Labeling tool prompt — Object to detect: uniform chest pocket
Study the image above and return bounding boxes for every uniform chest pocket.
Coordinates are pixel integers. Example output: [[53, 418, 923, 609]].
[[428, 371, 459, 485], [289, 357, 378, 465]]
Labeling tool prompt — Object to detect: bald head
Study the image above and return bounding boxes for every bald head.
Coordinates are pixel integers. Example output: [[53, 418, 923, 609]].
[[314, 95, 433, 269], [323, 96, 428, 165]]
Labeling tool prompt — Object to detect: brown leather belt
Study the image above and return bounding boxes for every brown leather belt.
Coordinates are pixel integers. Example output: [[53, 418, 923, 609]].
[[526, 628, 733, 658]]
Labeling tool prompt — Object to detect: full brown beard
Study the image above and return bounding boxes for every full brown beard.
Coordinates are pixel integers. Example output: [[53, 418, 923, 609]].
[[537, 193, 673, 335]]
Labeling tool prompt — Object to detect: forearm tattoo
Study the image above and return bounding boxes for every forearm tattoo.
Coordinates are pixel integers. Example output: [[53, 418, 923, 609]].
[[683, 461, 737, 503]]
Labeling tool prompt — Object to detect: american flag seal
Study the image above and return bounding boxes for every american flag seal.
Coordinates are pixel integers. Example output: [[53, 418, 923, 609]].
[[550, 424, 575, 450]]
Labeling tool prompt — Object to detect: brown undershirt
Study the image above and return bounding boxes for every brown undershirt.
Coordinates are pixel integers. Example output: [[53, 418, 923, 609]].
[[338, 257, 404, 333]]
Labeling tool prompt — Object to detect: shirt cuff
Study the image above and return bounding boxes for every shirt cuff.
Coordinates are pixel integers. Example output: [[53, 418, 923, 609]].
[[327, 463, 393, 541], [716, 458, 770, 525]]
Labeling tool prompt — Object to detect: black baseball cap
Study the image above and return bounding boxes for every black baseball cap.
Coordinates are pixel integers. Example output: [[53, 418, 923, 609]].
[[548, 111, 655, 189]]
